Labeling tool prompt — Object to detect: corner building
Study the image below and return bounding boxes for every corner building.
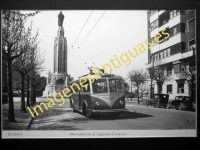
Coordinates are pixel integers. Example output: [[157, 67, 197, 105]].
[[145, 10, 196, 99]]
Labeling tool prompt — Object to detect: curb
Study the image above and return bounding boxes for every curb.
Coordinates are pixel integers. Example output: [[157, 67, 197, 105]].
[[26, 102, 40, 130]]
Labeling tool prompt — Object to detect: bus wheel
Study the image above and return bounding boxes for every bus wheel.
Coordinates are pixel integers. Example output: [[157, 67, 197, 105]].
[[178, 103, 184, 110], [83, 103, 92, 118], [72, 105, 76, 113], [155, 102, 159, 108]]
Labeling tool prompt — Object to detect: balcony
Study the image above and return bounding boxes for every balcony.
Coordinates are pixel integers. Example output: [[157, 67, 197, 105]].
[[145, 53, 182, 69], [159, 33, 186, 50], [169, 14, 186, 28], [150, 28, 159, 38], [181, 50, 194, 59], [150, 11, 159, 23], [158, 10, 166, 16]]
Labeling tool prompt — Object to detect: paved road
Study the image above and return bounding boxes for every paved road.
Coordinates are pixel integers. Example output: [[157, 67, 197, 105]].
[[28, 97, 195, 130]]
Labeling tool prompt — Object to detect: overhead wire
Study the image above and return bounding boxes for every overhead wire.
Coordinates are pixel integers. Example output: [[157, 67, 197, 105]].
[[69, 10, 93, 53], [78, 10, 106, 48]]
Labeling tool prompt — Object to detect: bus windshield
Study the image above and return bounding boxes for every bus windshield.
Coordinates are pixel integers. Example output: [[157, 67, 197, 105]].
[[109, 79, 123, 93], [92, 79, 108, 93]]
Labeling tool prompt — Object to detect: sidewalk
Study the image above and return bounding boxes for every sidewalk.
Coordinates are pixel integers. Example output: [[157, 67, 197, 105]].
[[2, 99, 39, 130]]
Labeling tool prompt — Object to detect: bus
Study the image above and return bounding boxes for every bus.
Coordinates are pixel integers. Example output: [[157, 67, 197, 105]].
[[69, 73, 126, 118]]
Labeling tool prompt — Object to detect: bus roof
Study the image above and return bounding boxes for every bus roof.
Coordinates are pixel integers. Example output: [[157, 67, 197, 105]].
[[69, 74, 123, 84]]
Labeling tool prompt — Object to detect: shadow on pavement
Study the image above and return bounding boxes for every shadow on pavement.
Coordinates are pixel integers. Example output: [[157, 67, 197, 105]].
[[89, 111, 154, 120]]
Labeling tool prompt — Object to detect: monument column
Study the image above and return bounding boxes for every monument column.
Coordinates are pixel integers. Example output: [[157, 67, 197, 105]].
[[42, 11, 68, 97]]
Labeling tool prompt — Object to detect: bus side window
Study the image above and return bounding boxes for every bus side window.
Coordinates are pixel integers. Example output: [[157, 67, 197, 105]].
[[70, 82, 80, 93], [82, 80, 90, 92]]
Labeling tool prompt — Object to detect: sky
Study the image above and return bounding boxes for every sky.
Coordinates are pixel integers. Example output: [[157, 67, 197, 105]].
[[23, 10, 148, 80]]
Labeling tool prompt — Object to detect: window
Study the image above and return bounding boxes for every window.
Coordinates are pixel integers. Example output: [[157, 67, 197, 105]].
[[70, 82, 80, 93], [167, 66, 172, 75], [82, 80, 90, 92], [188, 39, 195, 51], [151, 37, 157, 46], [173, 27, 177, 35], [150, 19, 158, 31], [158, 27, 169, 43], [185, 10, 192, 14], [181, 63, 186, 72], [159, 11, 170, 27], [150, 10, 158, 16], [188, 19, 195, 32], [163, 49, 167, 58], [109, 79, 123, 93], [174, 64, 180, 74], [181, 42, 186, 52], [170, 10, 180, 19], [167, 48, 170, 57], [177, 83, 184, 93], [160, 51, 163, 59], [171, 43, 181, 55], [92, 79, 108, 93], [169, 23, 185, 37], [155, 53, 159, 61], [154, 95, 159, 98], [167, 85, 172, 94]]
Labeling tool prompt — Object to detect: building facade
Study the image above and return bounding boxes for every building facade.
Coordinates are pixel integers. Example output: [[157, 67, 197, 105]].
[[145, 10, 196, 99]]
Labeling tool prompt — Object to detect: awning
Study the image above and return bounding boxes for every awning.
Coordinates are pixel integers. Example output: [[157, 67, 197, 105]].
[[175, 79, 186, 84]]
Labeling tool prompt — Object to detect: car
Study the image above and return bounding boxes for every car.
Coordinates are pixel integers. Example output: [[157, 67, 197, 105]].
[[125, 93, 134, 98], [13, 89, 21, 97], [146, 94, 169, 108], [166, 96, 193, 110], [142, 94, 149, 104], [142, 94, 149, 101]]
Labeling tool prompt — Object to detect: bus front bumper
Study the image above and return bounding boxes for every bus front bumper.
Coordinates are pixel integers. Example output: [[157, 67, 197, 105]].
[[91, 109, 128, 113]]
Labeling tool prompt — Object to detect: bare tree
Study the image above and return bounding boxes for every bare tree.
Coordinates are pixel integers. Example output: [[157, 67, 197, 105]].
[[148, 56, 171, 95], [127, 68, 148, 104], [122, 78, 130, 94], [2, 10, 39, 122], [13, 36, 45, 112], [176, 47, 196, 104], [153, 67, 172, 94]]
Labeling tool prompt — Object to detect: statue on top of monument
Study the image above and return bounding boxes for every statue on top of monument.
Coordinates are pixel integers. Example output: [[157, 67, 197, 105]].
[[58, 11, 64, 26]]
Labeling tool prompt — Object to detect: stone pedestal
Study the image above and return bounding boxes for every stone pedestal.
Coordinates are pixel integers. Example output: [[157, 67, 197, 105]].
[[42, 83, 56, 97]]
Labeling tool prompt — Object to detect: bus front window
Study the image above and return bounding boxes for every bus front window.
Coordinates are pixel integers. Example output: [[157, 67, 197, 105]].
[[92, 79, 108, 93], [109, 79, 123, 93]]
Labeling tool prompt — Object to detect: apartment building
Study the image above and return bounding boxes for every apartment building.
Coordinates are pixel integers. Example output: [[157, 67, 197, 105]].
[[145, 10, 196, 99]]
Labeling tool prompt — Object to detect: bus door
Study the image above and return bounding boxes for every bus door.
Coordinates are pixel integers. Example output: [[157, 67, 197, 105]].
[[82, 80, 91, 108], [78, 90, 81, 110]]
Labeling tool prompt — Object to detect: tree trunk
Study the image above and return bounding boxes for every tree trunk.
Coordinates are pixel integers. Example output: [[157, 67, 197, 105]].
[[137, 85, 140, 104], [30, 74, 36, 106], [190, 80, 195, 103], [30, 76, 34, 107], [26, 75, 30, 107], [150, 76, 153, 99], [7, 59, 16, 122], [20, 73, 26, 113], [157, 83, 162, 94], [33, 81, 36, 104]]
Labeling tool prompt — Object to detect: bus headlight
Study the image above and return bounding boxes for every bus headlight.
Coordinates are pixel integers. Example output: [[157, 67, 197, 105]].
[[95, 102, 100, 106], [119, 101, 124, 105]]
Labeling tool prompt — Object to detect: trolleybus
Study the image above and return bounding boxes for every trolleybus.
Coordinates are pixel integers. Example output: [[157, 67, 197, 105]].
[[69, 73, 126, 118]]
